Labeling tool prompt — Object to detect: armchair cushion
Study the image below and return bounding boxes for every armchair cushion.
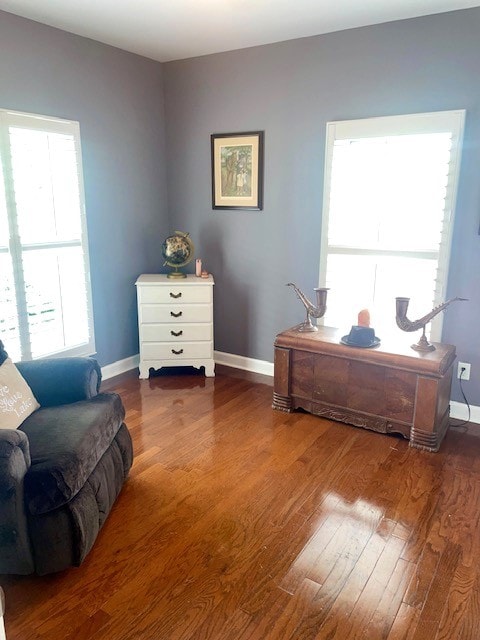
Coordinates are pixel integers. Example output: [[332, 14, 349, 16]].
[[20, 393, 126, 516], [0, 358, 40, 430]]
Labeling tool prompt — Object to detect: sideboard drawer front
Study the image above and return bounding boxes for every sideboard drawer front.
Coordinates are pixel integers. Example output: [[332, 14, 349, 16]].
[[291, 350, 314, 398], [141, 342, 213, 360], [141, 304, 212, 324], [140, 323, 213, 342], [306, 355, 415, 422], [313, 355, 349, 407], [383, 369, 416, 423], [139, 285, 211, 305]]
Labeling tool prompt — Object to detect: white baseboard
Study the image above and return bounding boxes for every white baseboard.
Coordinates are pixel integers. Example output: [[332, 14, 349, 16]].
[[213, 350, 274, 377], [101, 350, 479, 425], [101, 354, 140, 380], [450, 401, 480, 424], [100, 351, 274, 380]]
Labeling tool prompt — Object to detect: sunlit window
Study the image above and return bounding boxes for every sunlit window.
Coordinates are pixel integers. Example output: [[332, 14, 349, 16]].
[[0, 109, 94, 361], [319, 110, 465, 340]]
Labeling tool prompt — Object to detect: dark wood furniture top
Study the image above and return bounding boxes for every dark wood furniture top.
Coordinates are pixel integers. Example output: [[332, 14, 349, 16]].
[[275, 325, 455, 376], [273, 325, 456, 452]]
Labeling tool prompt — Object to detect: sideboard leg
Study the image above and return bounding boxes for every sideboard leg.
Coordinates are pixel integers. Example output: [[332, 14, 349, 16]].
[[272, 392, 293, 412], [273, 346, 292, 412], [410, 375, 450, 452]]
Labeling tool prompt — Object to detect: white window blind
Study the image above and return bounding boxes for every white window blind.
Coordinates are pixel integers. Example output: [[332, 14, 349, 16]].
[[0, 109, 95, 361], [319, 110, 465, 340]]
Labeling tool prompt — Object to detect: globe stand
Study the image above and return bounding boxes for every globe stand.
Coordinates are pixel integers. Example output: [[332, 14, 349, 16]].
[[167, 266, 187, 279]]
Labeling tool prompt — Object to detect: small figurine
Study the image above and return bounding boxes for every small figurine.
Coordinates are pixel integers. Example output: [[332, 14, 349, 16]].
[[341, 308, 380, 348], [395, 296, 467, 352], [357, 309, 371, 327], [287, 283, 328, 332]]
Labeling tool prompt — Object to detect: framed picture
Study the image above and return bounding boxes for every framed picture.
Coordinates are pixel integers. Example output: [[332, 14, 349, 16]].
[[211, 131, 264, 210]]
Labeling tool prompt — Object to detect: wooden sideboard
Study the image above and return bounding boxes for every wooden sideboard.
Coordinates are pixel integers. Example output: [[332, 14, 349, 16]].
[[273, 325, 456, 452]]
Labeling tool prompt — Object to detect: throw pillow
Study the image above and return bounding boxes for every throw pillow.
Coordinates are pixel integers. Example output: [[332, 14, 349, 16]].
[[0, 358, 40, 430]]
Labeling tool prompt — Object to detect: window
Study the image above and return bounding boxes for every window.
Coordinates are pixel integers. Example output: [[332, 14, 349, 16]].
[[0, 109, 94, 361], [319, 110, 465, 340]]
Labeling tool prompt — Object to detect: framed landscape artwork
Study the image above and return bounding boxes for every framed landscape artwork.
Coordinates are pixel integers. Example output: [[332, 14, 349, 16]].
[[211, 131, 264, 210]]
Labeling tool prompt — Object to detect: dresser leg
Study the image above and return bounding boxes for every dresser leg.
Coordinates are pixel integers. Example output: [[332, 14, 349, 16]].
[[204, 362, 215, 377], [139, 365, 150, 379]]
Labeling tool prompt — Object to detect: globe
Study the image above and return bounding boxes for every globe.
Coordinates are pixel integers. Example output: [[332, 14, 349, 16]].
[[161, 231, 195, 278]]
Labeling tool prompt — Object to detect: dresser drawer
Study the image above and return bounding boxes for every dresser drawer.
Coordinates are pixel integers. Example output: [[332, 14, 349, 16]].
[[140, 304, 212, 324], [141, 342, 213, 360], [140, 323, 213, 342], [139, 285, 211, 305]]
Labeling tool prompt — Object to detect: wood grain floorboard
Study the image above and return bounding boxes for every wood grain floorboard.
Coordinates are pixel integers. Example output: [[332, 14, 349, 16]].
[[2, 367, 480, 639]]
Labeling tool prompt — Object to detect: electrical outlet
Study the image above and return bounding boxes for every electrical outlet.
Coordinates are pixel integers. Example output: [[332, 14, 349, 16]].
[[457, 362, 471, 381]]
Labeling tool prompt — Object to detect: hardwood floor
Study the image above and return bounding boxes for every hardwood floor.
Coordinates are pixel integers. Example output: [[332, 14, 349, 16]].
[[2, 365, 480, 639]]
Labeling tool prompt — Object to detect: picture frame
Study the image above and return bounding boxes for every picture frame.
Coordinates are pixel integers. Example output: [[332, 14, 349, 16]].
[[211, 131, 264, 210]]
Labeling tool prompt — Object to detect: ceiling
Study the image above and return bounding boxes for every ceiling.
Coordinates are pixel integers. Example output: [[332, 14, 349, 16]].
[[0, 0, 479, 62]]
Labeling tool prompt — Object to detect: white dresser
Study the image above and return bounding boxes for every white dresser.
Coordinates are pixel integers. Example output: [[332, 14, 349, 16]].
[[135, 274, 215, 379]]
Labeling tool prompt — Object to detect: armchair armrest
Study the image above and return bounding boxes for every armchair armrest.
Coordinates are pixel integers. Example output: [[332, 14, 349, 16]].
[[0, 429, 30, 465], [0, 429, 34, 574], [16, 357, 101, 407], [0, 587, 5, 640]]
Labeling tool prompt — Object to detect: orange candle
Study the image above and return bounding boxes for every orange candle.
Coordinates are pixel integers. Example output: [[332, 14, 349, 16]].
[[358, 309, 370, 327]]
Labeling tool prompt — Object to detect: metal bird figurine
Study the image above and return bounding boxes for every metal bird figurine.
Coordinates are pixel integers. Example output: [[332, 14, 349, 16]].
[[395, 296, 467, 351], [287, 283, 329, 332]]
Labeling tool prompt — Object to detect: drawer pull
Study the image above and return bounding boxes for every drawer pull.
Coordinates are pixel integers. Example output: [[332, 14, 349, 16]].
[[171, 330, 183, 337], [171, 348, 184, 355], [170, 292, 182, 299], [170, 311, 183, 317]]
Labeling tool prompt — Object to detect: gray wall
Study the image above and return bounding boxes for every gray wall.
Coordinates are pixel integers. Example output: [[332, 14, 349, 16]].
[[163, 8, 480, 405], [0, 11, 168, 366], [2, 8, 479, 405]]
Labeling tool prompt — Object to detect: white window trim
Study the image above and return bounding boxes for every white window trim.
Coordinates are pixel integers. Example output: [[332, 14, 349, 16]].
[[318, 109, 465, 341], [0, 108, 95, 360]]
